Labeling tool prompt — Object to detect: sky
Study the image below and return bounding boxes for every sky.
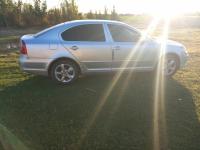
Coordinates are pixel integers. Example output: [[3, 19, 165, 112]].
[[22, 0, 199, 14]]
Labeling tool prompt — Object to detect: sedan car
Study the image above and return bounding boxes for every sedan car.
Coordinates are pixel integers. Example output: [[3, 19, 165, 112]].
[[19, 20, 188, 84]]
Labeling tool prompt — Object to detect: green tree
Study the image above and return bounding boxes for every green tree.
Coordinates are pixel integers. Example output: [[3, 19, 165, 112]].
[[41, 0, 47, 15], [96, 11, 103, 19], [0, 0, 7, 26], [34, 0, 42, 25], [86, 10, 95, 19], [103, 6, 109, 19], [21, 3, 34, 26], [41, 0, 47, 25], [47, 8, 62, 25], [111, 5, 119, 20], [4, 0, 18, 27], [0, 0, 120, 27], [14, 0, 23, 26], [61, 0, 79, 21]]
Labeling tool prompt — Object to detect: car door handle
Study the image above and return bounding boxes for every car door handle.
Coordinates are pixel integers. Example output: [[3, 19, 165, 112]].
[[112, 46, 120, 51], [70, 45, 79, 50]]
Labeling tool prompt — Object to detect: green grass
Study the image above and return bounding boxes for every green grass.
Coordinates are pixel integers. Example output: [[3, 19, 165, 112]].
[[0, 36, 19, 43], [0, 25, 200, 149]]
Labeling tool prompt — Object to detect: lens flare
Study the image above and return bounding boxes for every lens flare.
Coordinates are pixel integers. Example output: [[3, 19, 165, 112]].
[[118, 17, 160, 95], [75, 17, 161, 148], [104, 17, 161, 116], [153, 16, 170, 150]]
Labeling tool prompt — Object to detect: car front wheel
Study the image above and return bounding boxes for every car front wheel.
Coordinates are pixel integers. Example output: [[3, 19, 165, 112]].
[[50, 59, 79, 84], [161, 55, 179, 77]]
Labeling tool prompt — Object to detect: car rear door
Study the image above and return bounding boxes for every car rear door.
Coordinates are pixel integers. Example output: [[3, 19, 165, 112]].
[[60, 23, 112, 72]]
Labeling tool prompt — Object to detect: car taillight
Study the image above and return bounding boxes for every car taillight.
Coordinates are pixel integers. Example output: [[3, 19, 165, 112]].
[[20, 40, 27, 55]]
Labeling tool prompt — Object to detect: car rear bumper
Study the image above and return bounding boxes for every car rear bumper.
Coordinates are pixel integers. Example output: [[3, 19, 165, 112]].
[[19, 55, 50, 76]]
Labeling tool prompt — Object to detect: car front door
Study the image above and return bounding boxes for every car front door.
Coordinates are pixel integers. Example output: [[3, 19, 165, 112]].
[[61, 23, 112, 72], [107, 24, 158, 70]]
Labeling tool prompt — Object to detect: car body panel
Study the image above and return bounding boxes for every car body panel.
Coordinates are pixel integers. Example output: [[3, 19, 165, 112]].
[[104, 23, 159, 69], [110, 41, 159, 69], [59, 22, 112, 71]]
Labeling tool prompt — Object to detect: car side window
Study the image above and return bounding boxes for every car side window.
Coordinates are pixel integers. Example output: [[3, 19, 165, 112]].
[[61, 24, 105, 42], [108, 24, 141, 42]]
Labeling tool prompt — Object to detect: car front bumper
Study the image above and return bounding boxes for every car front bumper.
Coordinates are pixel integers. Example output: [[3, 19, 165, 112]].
[[179, 50, 189, 68]]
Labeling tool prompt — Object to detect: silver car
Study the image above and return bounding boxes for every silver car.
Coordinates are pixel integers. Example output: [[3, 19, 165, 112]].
[[19, 20, 188, 84]]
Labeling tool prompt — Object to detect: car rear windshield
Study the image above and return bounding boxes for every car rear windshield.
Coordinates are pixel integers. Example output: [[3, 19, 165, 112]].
[[34, 23, 64, 37]]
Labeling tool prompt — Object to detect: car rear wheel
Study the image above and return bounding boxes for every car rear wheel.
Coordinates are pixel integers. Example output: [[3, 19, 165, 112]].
[[50, 59, 79, 84]]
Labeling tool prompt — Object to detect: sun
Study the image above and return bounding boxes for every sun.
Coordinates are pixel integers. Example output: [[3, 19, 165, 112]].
[[150, 0, 185, 18]]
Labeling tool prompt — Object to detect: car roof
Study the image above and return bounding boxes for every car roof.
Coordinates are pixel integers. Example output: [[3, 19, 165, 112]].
[[64, 19, 126, 25], [63, 19, 139, 32], [35, 20, 140, 37]]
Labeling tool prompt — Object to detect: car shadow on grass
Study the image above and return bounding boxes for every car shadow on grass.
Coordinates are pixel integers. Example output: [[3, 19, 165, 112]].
[[0, 73, 200, 150]]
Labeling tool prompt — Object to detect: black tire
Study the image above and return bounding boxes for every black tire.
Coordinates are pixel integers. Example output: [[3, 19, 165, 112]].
[[50, 59, 79, 85]]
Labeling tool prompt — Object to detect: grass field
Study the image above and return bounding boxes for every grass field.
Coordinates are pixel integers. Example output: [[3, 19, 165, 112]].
[[0, 16, 200, 150]]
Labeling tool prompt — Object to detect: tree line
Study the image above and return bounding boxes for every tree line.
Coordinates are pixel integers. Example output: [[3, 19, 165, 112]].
[[0, 0, 119, 27]]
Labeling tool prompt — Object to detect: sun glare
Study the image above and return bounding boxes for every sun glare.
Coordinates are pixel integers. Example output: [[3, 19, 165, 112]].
[[150, 0, 186, 18], [43, 0, 192, 149]]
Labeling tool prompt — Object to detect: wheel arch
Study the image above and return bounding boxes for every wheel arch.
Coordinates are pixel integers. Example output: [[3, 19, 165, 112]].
[[160, 52, 181, 69], [48, 57, 82, 76]]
